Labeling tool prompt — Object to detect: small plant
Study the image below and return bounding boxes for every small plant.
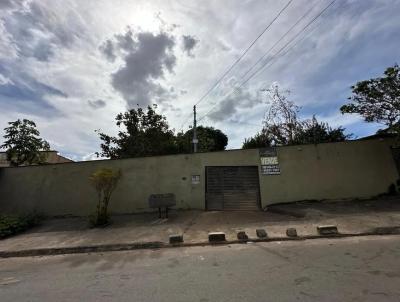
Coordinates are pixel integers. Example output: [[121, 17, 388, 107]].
[[89, 168, 121, 227], [0, 213, 42, 239]]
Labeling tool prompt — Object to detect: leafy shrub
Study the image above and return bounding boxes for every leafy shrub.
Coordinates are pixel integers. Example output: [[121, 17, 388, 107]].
[[89, 168, 121, 227], [0, 213, 42, 239]]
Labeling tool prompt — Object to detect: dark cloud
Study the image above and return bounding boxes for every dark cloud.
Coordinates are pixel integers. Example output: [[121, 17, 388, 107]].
[[104, 29, 177, 107], [88, 99, 106, 109], [99, 40, 116, 62], [100, 28, 138, 62], [182, 35, 199, 57], [114, 28, 136, 52], [207, 85, 261, 122]]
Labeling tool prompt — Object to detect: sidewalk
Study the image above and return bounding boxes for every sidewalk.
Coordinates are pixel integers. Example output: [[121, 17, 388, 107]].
[[1, 196, 400, 255]]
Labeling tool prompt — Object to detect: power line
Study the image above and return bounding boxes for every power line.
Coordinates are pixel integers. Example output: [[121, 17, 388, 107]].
[[241, 0, 336, 87], [197, 0, 337, 122], [179, 0, 293, 130], [194, 0, 293, 107], [259, 0, 348, 79], [239, 1, 316, 81]]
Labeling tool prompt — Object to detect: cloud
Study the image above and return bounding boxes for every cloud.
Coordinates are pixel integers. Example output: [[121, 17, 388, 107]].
[[0, 73, 12, 85], [0, 65, 67, 116], [0, 0, 22, 10], [2, 1, 86, 61], [104, 29, 177, 107], [182, 35, 199, 57], [0, 0, 399, 159], [88, 99, 106, 109], [99, 28, 137, 62], [206, 78, 262, 121], [99, 39, 116, 62]]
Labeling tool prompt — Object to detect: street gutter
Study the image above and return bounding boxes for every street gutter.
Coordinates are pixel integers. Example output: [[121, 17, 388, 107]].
[[1, 227, 400, 259]]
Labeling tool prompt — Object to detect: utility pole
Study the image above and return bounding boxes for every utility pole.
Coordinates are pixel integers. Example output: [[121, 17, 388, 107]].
[[193, 105, 198, 153]]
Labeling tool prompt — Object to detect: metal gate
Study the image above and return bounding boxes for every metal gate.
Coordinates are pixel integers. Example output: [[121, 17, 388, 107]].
[[206, 166, 261, 211]]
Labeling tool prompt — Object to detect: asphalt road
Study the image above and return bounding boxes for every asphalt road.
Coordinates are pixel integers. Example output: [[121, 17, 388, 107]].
[[1, 235, 400, 302]]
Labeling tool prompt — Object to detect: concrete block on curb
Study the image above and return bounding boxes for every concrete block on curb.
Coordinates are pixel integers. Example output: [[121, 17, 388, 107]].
[[317, 225, 338, 235], [256, 229, 267, 238], [169, 234, 183, 244], [286, 228, 298, 237], [208, 232, 226, 242], [237, 231, 248, 241]]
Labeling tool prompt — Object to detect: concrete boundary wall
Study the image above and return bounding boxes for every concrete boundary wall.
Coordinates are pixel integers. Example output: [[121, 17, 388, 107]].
[[0, 138, 398, 216]]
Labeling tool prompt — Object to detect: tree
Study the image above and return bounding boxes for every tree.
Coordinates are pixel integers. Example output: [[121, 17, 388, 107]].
[[340, 64, 400, 133], [176, 126, 228, 153], [96, 105, 177, 159], [263, 84, 301, 145], [89, 168, 121, 226], [1, 119, 50, 166], [242, 117, 349, 149], [292, 116, 350, 145], [242, 131, 271, 149], [242, 85, 350, 148]]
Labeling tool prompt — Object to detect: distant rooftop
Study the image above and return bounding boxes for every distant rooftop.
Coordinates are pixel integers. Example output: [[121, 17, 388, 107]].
[[0, 150, 73, 167]]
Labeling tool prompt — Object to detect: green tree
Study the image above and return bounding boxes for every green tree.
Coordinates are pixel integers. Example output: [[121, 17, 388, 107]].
[[293, 116, 351, 145], [242, 117, 349, 149], [176, 126, 228, 153], [89, 168, 121, 226], [1, 119, 50, 166], [242, 85, 350, 148], [340, 64, 400, 134], [242, 131, 271, 149], [96, 105, 177, 159]]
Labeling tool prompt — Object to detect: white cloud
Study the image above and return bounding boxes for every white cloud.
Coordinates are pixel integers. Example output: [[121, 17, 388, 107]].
[[0, 0, 399, 159]]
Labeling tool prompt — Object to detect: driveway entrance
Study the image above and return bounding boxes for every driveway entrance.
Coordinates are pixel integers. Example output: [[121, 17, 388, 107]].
[[206, 166, 261, 211]]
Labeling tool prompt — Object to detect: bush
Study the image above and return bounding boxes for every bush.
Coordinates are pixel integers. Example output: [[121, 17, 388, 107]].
[[89, 168, 121, 227], [0, 213, 42, 239]]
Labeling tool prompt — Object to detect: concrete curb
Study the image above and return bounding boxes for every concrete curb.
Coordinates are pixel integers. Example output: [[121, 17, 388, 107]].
[[1, 227, 400, 259]]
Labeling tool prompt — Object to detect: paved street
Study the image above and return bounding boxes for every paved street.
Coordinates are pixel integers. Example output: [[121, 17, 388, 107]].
[[1, 235, 400, 302]]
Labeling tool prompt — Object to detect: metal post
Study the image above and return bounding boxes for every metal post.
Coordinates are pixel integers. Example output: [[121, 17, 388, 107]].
[[193, 105, 198, 153]]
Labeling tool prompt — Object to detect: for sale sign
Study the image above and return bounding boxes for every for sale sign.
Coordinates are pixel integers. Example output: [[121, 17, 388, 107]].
[[259, 147, 281, 175]]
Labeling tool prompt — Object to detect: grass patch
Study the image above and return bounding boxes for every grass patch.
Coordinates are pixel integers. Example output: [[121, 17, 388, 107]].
[[0, 213, 42, 239]]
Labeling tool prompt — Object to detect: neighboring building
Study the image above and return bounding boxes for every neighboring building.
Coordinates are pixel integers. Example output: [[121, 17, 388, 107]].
[[0, 151, 73, 167]]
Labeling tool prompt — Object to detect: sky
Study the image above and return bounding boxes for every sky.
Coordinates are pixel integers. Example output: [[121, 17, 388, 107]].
[[0, 0, 399, 161]]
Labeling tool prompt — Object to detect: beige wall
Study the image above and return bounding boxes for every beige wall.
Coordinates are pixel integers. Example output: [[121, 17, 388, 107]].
[[0, 138, 398, 216]]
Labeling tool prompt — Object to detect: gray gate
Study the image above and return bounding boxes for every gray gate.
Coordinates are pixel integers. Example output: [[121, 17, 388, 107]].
[[206, 166, 261, 211]]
